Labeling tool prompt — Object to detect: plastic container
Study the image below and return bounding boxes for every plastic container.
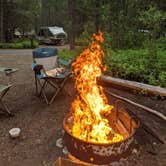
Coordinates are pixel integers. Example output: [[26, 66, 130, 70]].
[[9, 128, 21, 138]]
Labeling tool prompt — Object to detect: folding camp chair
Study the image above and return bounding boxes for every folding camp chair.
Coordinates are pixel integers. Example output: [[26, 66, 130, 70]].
[[0, 84, 13, 115], [32, 47, 72, 105]]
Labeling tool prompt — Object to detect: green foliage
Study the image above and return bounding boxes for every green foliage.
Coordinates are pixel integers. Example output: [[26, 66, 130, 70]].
[[156, 37, 166, 50], [139, 5, 166, 39], [15, 0, 41, 33], [102, 33, 112, 50], [0, 39, 39, 49], [104, 48, 166, 87], [124, 31, 146, 49], [103, 31, 147, 50], [139, 6, 166, 27], [58, 47, 84, 60], [138, 6, 166, 82], [58, 44, 166, 88], [159, 72, 166, 87], [75, 24, 93, 46], [1, 0, 165, 50], [8, 1, 163, 88]]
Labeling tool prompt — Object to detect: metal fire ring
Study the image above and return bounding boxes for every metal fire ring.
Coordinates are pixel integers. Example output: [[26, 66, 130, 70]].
[[63, 101, 139, 165]]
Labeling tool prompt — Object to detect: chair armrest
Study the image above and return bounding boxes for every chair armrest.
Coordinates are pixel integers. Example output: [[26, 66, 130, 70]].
[[32, 63, 44, 75], [58, 58, 74, 68], [58, 59, 70, 66]]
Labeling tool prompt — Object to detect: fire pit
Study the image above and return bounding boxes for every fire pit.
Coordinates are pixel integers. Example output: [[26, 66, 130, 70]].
[[63, 100, 139, 165], [63, 32, 139, 165]]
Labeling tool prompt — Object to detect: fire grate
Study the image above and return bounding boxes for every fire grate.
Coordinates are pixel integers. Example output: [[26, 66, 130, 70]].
[[63, 100, 139, 165]]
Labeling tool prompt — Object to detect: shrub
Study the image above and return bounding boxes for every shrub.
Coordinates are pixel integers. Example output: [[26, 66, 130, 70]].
[[159, 72, 166, 87], [58, 44, 166, 88], [58, 47, 84, 60], [156, 37, 166, 50], [0, 39, 39, 49], [104, 49, 166, 87]]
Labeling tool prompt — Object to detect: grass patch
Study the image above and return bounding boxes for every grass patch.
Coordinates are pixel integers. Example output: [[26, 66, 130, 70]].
[[0, 39, 39, 49]]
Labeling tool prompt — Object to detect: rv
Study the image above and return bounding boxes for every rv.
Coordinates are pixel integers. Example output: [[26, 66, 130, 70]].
[[37, 26, 67, 45]]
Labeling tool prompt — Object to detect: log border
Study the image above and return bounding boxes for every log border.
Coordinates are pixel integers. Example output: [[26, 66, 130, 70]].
[[100, 75, 166, 97]]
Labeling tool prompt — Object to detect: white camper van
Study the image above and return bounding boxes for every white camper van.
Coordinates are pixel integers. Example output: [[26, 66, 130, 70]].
[[37, 26, 67, 45]]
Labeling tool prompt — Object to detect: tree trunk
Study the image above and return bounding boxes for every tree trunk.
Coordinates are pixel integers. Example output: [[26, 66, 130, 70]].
[[95, 0, 100, 33], [3, 0, 13, 42], [0, 0, 4, 42], [68, 0, 75, 50], [41, 0, 47, 26]]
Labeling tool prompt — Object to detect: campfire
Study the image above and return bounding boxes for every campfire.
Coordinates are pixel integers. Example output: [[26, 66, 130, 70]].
[[63, 32, 139, 165]]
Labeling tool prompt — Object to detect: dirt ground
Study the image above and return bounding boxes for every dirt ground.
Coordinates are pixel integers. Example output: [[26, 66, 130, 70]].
[[0, 48, 165, 166]]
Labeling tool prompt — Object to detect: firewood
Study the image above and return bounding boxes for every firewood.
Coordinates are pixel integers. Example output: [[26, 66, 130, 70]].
[[105, 90, 166, 121]]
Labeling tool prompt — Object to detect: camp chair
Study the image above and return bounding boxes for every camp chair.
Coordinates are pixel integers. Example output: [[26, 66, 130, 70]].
[[32, 47, 72, 105], [0, 84, 13, 115]]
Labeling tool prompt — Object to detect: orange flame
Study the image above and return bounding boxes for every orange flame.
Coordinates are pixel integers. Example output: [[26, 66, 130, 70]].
[[71, 32, 123, 143]]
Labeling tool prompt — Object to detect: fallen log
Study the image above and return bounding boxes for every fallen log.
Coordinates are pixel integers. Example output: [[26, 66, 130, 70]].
[[105, 90, 166, 121], [126, 108, 165, 144], [101, 75, 166, 97]]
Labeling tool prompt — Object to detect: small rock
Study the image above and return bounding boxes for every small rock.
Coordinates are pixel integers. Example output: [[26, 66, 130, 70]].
[[56, 138, 63, 148], [109, 161, 120, 166], [8, 156, 12, 162], [119, 158, 127, 164], [132, 148, 138, 154], [153, 142, 157, 146], [62, 146, 68, 155], [61, 129, 65, 135], [36, 139, 42, 145], [42, 161, 49, 166]]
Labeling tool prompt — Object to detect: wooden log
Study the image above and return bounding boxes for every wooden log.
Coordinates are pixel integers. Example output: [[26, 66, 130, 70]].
[[100, 75, 166, 97], [105, 90, 166, 121], [125, 108, 165, 144]]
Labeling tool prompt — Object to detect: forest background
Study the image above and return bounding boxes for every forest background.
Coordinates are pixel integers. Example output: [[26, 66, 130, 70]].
[[0, 0, 166, 87]]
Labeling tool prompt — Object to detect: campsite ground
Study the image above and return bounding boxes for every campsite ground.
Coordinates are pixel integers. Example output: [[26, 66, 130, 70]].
[[0, 47, 165, 166]]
